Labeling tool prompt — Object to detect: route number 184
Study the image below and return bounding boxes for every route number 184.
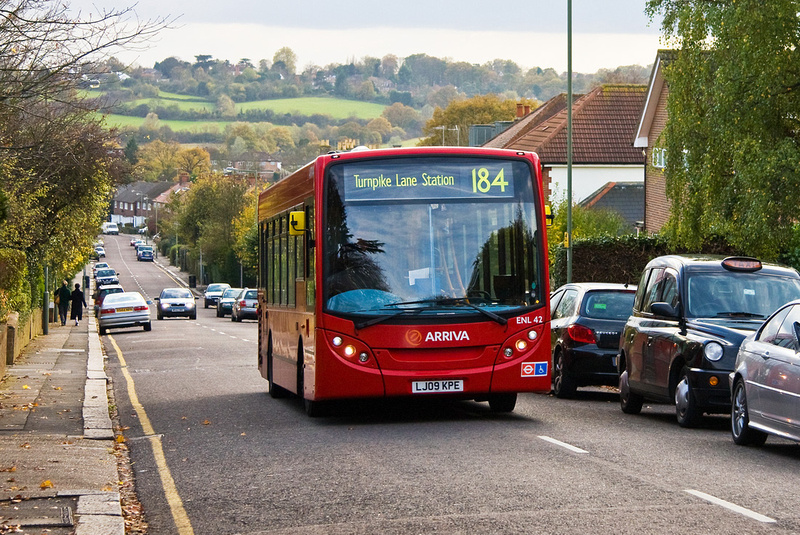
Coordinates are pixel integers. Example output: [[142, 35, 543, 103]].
[[472, 168, 508, 194]]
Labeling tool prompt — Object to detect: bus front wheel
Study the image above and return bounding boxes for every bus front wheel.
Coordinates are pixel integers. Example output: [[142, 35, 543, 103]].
[[488, 393, 517, 413]]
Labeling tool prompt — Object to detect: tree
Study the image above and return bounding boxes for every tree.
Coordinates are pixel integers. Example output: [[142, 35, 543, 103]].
[[418, 94, 537, 146], [381, 103, 422, 132], [273, 47, 297, 76], [547, 198, 630, 253], [133, 140, 180, 181], [646, 0, 800, 259], [0, 0, 169, 321], [176, 147, 211, 178]]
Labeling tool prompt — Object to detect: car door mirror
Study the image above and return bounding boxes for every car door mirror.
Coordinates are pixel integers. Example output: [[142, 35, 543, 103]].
[[650, 302, 679, 318], [154, 297, 159, 301]]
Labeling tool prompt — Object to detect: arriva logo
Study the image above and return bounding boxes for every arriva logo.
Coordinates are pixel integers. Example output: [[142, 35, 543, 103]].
[[405, 329, 471, 345], [425, 330, 470, 342]]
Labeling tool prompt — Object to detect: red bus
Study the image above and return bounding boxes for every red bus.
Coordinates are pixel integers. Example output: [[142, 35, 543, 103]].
[[257, 146, 551, 415]]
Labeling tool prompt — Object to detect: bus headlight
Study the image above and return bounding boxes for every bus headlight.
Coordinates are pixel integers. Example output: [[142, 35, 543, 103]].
[[332, 336, 343, 347], [344, 345, 356, 357], [515, 339, 528, 351], [704, 342, 723, 362]]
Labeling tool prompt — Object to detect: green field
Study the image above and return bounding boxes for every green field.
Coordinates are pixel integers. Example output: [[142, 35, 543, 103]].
[[99, 113, 231, 131], [97, 92, 388, 131], [237, 97, 386, 120]]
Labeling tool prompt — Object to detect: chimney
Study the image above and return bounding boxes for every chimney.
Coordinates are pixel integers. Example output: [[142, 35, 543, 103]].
[[524, 105, 531, 115], [516, 103, 524, 118]]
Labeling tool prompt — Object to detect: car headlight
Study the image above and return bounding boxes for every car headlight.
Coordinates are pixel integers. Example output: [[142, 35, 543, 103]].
[[704, 342, 724, 362]]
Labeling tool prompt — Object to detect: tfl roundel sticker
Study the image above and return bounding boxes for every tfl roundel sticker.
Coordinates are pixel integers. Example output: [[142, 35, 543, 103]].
[[522, 361, 548, 377]]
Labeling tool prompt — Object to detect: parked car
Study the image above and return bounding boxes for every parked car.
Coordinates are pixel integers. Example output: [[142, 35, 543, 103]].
[[94, 246, 106, 258], [130, 237, 140, 246], [155, 288, 198, 320], [216, 287, 243, 317], [92, 262, 110, 276], [619, 255, 800, 427], [93, 284, 124, 317], [730, 300, 800, 446], [102, 222, 119, 235], [136, 245, 154, 262], [94, 268, 120, 286], [98, 292, 151, 335], [203, 283, 231, 308], [231, 288, 258, 322], [550, 283, 636, 398]]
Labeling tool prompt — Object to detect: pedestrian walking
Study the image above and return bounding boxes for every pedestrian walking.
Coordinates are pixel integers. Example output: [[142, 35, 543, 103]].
[[55, 279, 71, 325], [70, 283, 87, 326]]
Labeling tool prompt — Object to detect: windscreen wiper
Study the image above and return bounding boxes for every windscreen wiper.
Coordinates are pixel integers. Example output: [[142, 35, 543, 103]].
[[715, 311, 765, 319], [385, 297, 507, 325]]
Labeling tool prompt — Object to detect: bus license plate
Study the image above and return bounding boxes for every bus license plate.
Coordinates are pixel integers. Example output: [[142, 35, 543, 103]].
[[412, 379, 464, 394]]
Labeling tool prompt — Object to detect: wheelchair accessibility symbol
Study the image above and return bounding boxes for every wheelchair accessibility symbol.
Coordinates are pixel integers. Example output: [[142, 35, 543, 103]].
[[521, 361, 548, 377]]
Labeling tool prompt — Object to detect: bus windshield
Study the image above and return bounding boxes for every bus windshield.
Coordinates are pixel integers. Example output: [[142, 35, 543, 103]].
[[323, 156, 544, 319]]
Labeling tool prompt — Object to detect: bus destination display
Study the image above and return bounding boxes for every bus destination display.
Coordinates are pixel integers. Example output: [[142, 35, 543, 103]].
[[341, 159, 518, 202]]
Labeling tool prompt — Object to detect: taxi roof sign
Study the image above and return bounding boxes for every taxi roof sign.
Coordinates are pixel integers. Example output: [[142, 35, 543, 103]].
[[722, 257, 762, 272]]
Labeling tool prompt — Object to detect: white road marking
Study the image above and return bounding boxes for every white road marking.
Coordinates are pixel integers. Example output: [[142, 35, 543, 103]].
[[685, 489, 776, 523], [537, 436, 588, 454]]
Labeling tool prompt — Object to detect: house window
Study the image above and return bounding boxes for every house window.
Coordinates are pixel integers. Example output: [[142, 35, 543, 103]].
[[652, 147, 667, 169]]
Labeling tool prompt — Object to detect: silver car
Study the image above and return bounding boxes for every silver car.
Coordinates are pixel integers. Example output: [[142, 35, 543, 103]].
[[155, 287, 197, 320], [231, 288, 258, 322], [730, 299, 800, 446], [98, 292, 151, 335]]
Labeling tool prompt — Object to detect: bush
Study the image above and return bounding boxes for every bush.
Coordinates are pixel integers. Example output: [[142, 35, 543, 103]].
[[550, 234, 743, 288]]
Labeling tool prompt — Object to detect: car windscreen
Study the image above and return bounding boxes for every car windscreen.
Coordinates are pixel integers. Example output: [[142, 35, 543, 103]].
[[207, 284, 228, 292], [104, 293, 143, 306], [581, 291, 636, 320], [686, 272, 800, 319], [161, 289, 193, 299]]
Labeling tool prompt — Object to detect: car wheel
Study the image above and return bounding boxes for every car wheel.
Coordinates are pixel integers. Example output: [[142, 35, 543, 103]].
[[731, 378, 768, 446], [204, 301, 208, 309], [675, 368, 701, 428], [157, 311, 163, 320], [99, 326, 106, 335], [216, 308, 222, 318], [143, 322, 151, 332], [189, 313, 196, 320], [488, 393, 517, 413], [552, 351, 577, 399], [619, 369, 644, 414]]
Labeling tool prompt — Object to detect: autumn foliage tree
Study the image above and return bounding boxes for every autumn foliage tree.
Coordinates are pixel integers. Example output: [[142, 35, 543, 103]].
[[0, 0, 169, 321], [418, 94, 538, 146]]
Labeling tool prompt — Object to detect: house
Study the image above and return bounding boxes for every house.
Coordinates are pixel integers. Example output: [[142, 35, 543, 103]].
[[227, 151, 282, 184], [634, 50, 673, 233], [109, 181, 176, 229], [579, 181, 645, 231], [482, 85, 647, 204]]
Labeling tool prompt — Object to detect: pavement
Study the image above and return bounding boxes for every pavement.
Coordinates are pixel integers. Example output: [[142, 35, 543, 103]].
[[0, 257, 199, 534]]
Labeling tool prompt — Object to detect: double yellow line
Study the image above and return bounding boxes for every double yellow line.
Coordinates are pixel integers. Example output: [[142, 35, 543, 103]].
[[108, 336, 195, 535]]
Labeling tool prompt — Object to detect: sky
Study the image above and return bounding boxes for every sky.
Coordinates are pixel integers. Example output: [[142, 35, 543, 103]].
[[69, 0, 665, 73]]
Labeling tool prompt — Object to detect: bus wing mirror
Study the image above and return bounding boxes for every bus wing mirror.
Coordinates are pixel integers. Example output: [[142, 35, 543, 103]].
[[545, 205, 554, 227], [289, 211, 306, 236]]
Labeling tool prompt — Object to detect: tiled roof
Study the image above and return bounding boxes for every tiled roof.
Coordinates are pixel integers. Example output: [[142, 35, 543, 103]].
[[114, 181, 174, 203], [488, 84, 647, 165], [580, 181, 644, 227]]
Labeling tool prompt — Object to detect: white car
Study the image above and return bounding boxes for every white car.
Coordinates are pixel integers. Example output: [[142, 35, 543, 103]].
[[98, 292, 151, 335], [203, 283, 231, 308]]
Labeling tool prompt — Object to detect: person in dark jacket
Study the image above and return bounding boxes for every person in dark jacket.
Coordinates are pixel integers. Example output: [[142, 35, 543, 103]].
[[56, 280, 71, 325], [70, 283, 87, 326]]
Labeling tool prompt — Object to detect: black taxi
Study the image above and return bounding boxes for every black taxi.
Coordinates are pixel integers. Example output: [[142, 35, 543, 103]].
[[618, 255, 800, 427]]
